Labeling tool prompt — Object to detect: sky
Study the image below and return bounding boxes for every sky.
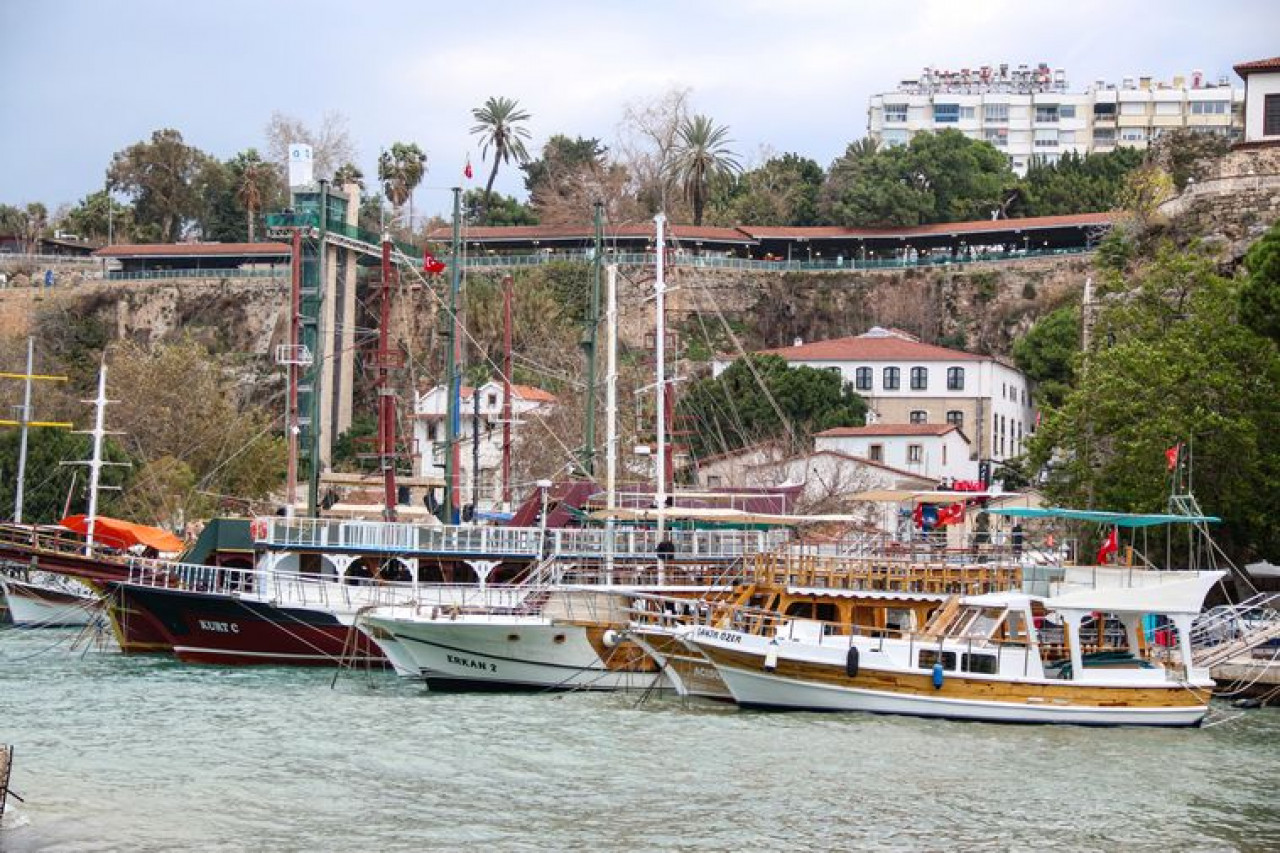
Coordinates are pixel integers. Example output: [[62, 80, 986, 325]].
[[2, 0, 1277, 222]]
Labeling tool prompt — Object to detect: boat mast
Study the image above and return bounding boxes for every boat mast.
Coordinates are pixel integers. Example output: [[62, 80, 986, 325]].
[[79, 363, 120, 554], [5, 337, 70, 524], [654, 213, 667, 535], [605, 264, 618, 583], [501, 274, 513, 511], [444, 188, 463, 524], [378, 237, 398, 521], [582, 201, 604, 477]]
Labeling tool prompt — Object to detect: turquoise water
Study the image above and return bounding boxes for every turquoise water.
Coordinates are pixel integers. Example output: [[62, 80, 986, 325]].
[[1, 627, 1278, 852]]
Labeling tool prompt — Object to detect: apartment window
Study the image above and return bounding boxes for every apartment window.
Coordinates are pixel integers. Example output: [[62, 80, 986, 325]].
[[1154, 101, 1182, 116], [1190, 100, 1228, 116], [1094, 128, 1116, 145], [884, 103, 908, 123], [1266, 94, 1280, 136], [934, 103, 960, 123], [868, 444, 884, 462], [883, 367, 900, 391], [1120, 128, 1147, 142], [910, 367, 928, 390], [882, 129, 909, 147], [1034, 129, 1059, 148], [855, 367, 872, 391], [1093, 102, 1117, 118], [1059, 105, 1076, 119], [946, 367, 965, 391], [910, 410, 928, 424], [946, 410, 964, 427], [984, 103, 1009, 122], [959, 106, 976, 120], [1119, 101, 1147, 116], [907, 444, 923, 463], [1034, 106, 1059, 123], [984, 128, 1008, 147]]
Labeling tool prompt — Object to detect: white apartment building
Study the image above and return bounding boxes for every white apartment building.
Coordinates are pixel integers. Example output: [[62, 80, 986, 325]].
[[1234, 57, 1280, 145], [413, 380, 555, 509], [868, 62, 1243, 175], [714, 327, 1034, 464]]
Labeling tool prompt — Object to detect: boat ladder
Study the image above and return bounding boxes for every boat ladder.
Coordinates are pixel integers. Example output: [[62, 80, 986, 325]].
[[1191, 592, 1280, 667]]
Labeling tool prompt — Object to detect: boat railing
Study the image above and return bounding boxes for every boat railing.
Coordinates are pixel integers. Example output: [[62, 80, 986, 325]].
[[749, 550, 1021, 595], [255, 517, 786, 563]]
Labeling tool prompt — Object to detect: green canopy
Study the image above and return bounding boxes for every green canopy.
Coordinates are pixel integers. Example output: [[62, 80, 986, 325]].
[[987, 507, 1219, 528]]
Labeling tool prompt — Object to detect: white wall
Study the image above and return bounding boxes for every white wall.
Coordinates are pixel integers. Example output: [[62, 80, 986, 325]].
[[1244, 72, 1280, 142]]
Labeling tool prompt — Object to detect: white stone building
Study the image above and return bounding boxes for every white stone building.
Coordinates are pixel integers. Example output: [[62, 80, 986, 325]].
[[413, 381, 555, 509], [714, 327, 1034, 465], [1234, 57, 1280, 146], [814, 423, 976, 483], [867, 63, 1244, 175]]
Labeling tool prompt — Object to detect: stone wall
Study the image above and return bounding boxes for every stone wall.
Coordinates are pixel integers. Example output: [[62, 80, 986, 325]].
[[1160, 146, 1280, 261]]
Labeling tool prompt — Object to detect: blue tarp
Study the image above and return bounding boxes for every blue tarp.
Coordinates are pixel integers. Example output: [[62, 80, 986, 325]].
[[986, 507, 1219, 527]]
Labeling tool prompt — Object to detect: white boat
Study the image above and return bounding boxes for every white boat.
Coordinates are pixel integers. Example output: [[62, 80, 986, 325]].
[[0, 569, 101, 627], [687, 570, 1224, 726], [361, 587, 673, 692]]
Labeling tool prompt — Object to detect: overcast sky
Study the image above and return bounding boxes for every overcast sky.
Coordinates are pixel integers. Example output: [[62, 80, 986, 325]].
[[2, 0, 1276, 221]]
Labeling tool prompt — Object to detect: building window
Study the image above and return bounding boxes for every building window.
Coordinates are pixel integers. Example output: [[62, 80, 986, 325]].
[[946, 410, 964, 427], [1034, 129, 1059, 147], [1034, 106, 1059, 123], [1266, 94, 1280, 136], [486, 393, 498, 408], [959, 106, 976, 120], [1059, 105, 1076, 119], [1190, 100, 1228, 116], [884, 103, 908, 123], [983, 128, 1008, 147], [855, 367, 872, 391], [1093, 102, 1116, 118], [1094, 128, 1116, 145], [984, 103, 1008, 123], [706, 475, 722, 488], [907, 444, 923, 463], [868, 444, 884, 462], [910, 410, 927, 424], [946, 367, 965, 391], [883, 367, 900, 391], [910, 367, 928, 390], [1120, 128, 1147, 143], [1119, 101, 1147, 116], [882, 129, 909, 146], [934, 103, 960, 123]]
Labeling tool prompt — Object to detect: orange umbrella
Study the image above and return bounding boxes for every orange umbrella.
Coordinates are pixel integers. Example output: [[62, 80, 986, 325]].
[[58, 514, 184, 553]]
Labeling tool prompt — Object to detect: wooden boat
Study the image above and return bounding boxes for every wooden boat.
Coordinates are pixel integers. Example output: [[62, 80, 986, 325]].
[[687, 570, 1224, 726], [0, 569, 100, 627]]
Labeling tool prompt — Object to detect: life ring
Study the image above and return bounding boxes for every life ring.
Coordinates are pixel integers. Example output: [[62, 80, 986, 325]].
[[250, 518, 268, 540]]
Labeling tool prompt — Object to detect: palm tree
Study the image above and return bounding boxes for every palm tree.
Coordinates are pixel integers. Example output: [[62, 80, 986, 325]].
[[378, 142, 428, 229], [470, 96, 532, 219], [670, 114, 742, 225], [333, 162, 364, 191], [233, 149, 272, 242]]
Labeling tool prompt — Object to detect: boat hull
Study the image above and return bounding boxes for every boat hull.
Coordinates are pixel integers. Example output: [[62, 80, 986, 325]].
[[692, 635, 1210, 727], [628, 627, 733, 701], [105, 582, 384, 666], [362, 615, 664, 692], [0, 575, 100, 627]]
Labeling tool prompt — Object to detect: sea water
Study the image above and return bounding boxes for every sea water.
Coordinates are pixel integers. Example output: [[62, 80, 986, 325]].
[[1, 627, 1277, 852]]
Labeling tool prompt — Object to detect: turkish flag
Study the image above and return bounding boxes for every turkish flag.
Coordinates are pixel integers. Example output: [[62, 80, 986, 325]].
[[1095, 526, 1119, 564], [1165, 443, 1181, 471], [935, 502, 966, 527], [423, 251, 446, 276], [464, 157, 473, 180]]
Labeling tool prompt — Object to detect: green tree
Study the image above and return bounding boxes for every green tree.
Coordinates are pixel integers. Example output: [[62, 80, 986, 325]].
[[462, 189, 537, 226], [378, 142, 428, 230], [60, 190, 135, 243], [1011, 306, 1080, 409], [522, 135, 606, 199], [1240, 221, 1280, 343], [1015, 148, 1144, 217], [1028, 244, 1280, 560], [470, 96, 533, 217], [232, 149, 278, 242], [721, 153, 824, 226], [669, 114, 742, 226], [0, 429, 130, 523], [333, 162, 365, 191], [107, 128, 210, 242], [679, 354, 867, 459], [1150, 128, 1232, 191]]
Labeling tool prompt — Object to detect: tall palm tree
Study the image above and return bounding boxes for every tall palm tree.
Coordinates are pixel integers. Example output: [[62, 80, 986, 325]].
[[470, 96, 532, 219], [670, 114, 742, 225], [333, 162, 364, 191], [378, 142, 428, 229], [234, 149, 272, 242]]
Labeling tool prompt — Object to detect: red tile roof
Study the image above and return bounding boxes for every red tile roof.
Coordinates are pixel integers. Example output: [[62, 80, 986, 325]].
[[422, 224, 753, 245], [93, 242, 289, 258], [817, 424, 964, 439], [1234, 57, 1280, 76], [760, 333, 988, 363]]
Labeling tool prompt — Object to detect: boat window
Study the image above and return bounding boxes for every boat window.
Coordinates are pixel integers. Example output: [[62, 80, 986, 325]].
[[813, 602, 839, 623], [960, 607, 1006, 639], [885, 608, 916, 634], [784, 602, 814, 619], [1003, 610, 1029, 644], [962, 653, 998, 674], [918, 649, 956, 671]]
